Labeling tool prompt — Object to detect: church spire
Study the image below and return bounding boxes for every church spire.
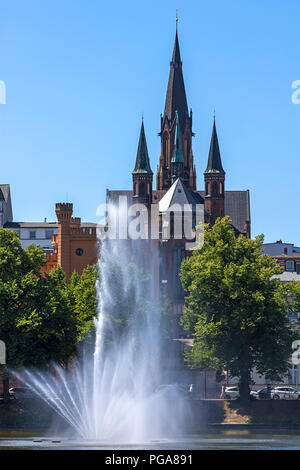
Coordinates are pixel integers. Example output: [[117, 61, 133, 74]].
[[132, 120, 153, 204], [133, 120, 153, 175], [163, 29, 188, 129], [205, 118, 225, 174], [204, 118, 225, 224], [157, 27, 196, 191]]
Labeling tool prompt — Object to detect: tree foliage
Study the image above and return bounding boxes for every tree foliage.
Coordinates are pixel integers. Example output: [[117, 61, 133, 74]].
[[69, 264, 99, 343], [180, 217, 297, 401], [0, 230, 77, 370]]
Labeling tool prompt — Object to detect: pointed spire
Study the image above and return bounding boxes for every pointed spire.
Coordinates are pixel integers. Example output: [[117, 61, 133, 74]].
[[171, 111, 184, 163], [164, 29, 188, 128], [132, 120, 153, 175], [205, 118, 225, 174], [172, 27, 182, 65]]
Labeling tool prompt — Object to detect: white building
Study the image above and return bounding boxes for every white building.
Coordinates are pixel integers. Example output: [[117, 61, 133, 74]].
[[4, 220, 58, 252], [262, 240, 300, 256], [0, 184, 98, 253]]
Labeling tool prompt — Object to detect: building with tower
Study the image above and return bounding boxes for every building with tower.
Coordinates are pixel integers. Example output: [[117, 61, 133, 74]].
[[50, 203, 99, 279], [107, 28, 251, 332], [1, 184, 99, 278]]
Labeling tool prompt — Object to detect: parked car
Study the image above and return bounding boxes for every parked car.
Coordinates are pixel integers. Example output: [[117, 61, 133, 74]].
[[155, 383, 190, 398], [271, 387, 300, 400], [250, 387, 270, 400], [9, 387, 36, 399], [224, 386, 239, 399]]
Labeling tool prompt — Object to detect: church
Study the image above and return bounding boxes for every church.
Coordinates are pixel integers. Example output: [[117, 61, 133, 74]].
[[108, 28, 251, 330]]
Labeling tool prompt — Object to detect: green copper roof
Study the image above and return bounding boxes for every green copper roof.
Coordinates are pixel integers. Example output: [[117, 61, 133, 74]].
[[204, 118, 225, 174], [171, 110, 184, 163], [132, 120, 153, 175]]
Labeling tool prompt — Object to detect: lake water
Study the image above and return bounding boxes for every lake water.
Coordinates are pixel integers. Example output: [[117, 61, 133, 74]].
[[1, 429, 300, 450]]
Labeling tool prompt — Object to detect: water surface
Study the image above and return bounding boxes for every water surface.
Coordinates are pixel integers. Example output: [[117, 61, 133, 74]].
[[1, 430, 300, 450]]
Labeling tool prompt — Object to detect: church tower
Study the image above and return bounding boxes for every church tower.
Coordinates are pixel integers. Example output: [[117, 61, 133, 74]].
[[204, 118, 225, 224], [157, 28, 196, 191], [132, 120, 153, 204]]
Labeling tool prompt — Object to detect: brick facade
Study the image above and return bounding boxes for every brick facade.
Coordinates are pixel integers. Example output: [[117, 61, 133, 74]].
[[43, 203, 98, 279]]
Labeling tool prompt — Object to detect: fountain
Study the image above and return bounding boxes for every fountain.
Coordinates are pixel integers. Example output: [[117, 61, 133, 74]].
[[15, 210, 189, 445]]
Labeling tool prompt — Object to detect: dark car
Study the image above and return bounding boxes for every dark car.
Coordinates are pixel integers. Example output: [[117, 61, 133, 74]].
[[250, 387, 270, 400]]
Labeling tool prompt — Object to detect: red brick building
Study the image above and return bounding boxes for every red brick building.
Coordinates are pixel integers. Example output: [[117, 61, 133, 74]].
[[44, 203, 98, 279]]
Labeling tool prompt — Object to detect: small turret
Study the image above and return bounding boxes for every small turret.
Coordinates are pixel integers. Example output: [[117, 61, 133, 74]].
[[132, 120, 153, 204], [55, 203, 73, 222], [204, 118, 226, 224]]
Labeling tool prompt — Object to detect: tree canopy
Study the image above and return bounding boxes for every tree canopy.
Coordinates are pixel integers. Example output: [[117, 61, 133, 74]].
[[180, 217, 297, 401], [0, 229, 77, 370]]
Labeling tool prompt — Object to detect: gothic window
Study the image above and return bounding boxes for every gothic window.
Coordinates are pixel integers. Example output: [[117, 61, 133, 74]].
[[212, 182, 218, 196], [184, 139, 188, 166], [162, 220, 169, 240], [220, 182, 224, 195], [206, 182, 210, 196], [163, 132, 169, 166], [173, 243, 185, 299], [139, 182, 146, 195]]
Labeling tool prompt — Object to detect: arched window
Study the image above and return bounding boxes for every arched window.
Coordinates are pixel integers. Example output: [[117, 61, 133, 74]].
[[212, 182, 218, 196], [139, 182, 146, 195], [184, 139, 188, 166], [206, 182, 210, 195], [163, 132, 169, 166]]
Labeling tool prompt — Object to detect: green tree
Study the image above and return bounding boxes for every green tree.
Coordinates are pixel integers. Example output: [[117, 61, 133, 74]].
[[16, 266, 77, 368], [69, 264, 99, 343], [0, 229, 77, 399], [278, 281, 300, 317], [180, 217, 296, 401]]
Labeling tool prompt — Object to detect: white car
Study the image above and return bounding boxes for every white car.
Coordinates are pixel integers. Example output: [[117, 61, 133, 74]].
[[224, 386, 239, 399], [271, 387, 300, 400], [9, 387, 36, 399]]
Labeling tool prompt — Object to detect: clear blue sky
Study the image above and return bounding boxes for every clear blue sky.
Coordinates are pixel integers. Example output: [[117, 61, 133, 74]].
[[0, 0, 299, 243]]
